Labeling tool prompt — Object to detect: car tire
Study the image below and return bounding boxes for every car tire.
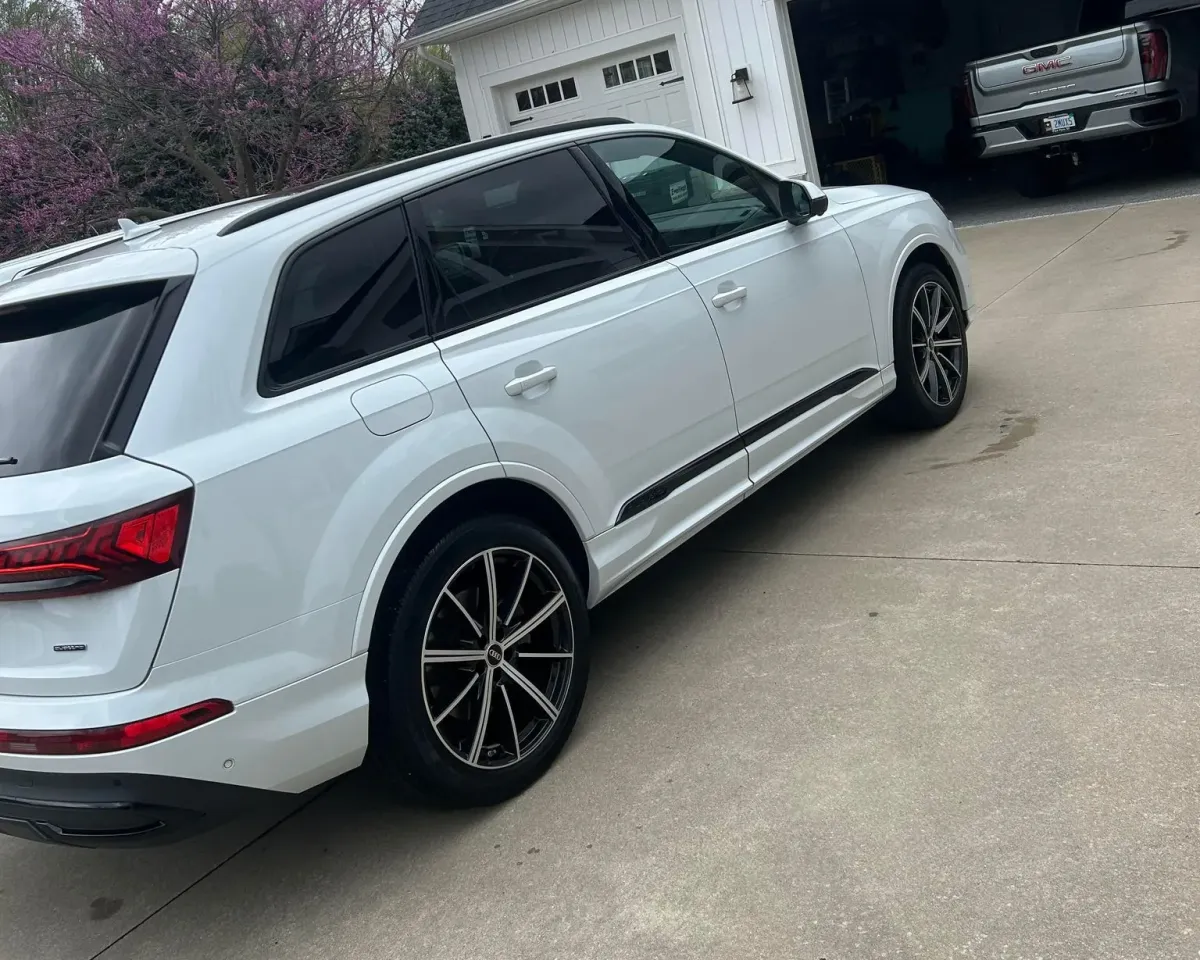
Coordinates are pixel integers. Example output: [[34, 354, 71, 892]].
[[369, 515, 589, 808], [882, 263, 969, 431]]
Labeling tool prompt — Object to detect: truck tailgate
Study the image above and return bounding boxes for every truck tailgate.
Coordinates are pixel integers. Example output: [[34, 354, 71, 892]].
[[971, 26, 1146, 116]]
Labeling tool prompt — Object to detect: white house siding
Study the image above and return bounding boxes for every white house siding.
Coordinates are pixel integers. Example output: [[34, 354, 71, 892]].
[[685, 0, 812, 177], [452, 0, 686, 139], [447, 0, 815, 177]]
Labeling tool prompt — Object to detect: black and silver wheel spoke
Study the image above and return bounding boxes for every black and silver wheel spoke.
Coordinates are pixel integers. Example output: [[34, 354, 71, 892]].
[[434, 672, 480, 727], [501, 591, 566, 651], [501, 685, 522, 761], [482, 550, 499, 645], [505, 553, 533, 627], [442, 588, 482, 638], [468, 674, 495, 765], [911, 280, 965, 408], [500, 660, 560, 720], [421, 547, 574, 770]]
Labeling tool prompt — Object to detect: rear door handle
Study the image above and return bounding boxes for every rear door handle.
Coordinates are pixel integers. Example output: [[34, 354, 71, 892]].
[[712, 286, 748, 308], [505, 365, 558, 397]]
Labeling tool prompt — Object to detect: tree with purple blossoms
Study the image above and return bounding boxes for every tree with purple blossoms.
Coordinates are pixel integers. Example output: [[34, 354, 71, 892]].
[[0, 0, 463, 258]]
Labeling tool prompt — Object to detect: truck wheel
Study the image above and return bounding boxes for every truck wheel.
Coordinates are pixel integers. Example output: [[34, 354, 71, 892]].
[[1014, 155, 1070, 198]]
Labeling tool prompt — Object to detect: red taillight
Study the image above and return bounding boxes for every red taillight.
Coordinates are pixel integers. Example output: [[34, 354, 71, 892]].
[[0, 699, 233, 756], [0, 490, 193, 601], [1140, 28, 1169, 83]]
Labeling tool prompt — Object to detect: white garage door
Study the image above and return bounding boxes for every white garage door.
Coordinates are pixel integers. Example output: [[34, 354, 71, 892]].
[[500, 39, 694, 135]]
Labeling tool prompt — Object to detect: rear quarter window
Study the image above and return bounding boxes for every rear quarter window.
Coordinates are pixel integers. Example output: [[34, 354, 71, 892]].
[[0, 282, 165, 479]]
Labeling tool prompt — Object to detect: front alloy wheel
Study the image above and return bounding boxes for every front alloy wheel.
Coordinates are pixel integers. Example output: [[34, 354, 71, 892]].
[[910, 279, 966, 409], [884, 263, 969, 429]]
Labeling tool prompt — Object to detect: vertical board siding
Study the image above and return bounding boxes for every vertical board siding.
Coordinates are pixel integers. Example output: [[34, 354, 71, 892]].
[[448, 0, 810, 177], [453, 0, 682, 136], [693, 0, 805, 170]]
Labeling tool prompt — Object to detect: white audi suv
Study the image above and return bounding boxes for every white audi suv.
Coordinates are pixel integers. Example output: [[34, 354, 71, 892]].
[[0, 119, 972, 846]]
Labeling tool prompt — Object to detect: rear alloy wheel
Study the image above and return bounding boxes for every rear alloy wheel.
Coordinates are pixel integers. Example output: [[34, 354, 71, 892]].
[[422, 547, 575, 770], [371, 516, 589, 807], [883, 264, 969, 430]]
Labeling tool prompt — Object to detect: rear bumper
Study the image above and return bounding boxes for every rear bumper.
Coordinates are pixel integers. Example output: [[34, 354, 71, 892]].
[[0, 768, 276, 848], [0, 653, 369, 846], [972, 91, 1189, 158]]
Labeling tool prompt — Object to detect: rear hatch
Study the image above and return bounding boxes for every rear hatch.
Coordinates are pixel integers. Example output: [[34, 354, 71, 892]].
[[0, 252, 196, 696], [970, 25, 1145, 116]]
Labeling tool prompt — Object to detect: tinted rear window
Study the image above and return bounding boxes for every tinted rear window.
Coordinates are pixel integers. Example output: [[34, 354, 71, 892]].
[[0, 282, 164, 478]]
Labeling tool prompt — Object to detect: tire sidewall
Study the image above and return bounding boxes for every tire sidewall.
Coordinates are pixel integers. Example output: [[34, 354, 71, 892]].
[[374, 515, 590, 806], [892, 264, 969, 428]]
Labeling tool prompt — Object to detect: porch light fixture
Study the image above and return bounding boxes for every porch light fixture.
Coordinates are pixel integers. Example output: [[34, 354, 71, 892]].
[[731, 67, 753, 104]]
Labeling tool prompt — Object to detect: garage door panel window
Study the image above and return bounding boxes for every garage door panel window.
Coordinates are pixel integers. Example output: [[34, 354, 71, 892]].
[[588, 136, 782, 254], [410, 151, 646, 336], [264, 205, 427, 390], [604, 49, 673, 89], [515, 76, 579, 114]]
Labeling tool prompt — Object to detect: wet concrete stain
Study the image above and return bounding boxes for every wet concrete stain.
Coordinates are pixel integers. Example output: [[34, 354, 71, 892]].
[[1114, 229, 1189, 261], [89, 897, 123, 922], [923, 411, 1039, 472]]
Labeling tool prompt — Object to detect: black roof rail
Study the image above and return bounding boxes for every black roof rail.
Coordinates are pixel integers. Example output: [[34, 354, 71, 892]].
[[218, 117, 636, 237]]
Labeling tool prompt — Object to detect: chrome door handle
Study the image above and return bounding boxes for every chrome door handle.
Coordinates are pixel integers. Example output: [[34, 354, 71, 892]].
[[505, 366, 558, 397], [712, 286, 748, 308]]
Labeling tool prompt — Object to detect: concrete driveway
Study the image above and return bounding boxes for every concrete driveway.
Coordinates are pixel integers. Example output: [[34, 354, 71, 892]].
[[7, 198, 1200, 960]]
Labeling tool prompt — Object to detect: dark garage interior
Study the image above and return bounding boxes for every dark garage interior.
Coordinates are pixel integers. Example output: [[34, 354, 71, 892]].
[[786, 0, 1200, 219]]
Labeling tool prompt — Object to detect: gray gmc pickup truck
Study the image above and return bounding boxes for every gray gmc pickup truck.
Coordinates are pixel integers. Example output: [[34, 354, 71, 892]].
[[965, 9, 1200, 195]]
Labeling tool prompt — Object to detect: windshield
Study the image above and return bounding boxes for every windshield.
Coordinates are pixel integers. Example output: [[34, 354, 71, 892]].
[[0, 282, 164, 479]]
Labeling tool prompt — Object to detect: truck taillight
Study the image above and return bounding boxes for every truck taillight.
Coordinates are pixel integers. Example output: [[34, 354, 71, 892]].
[[1140, 28, 1168, 83], [960, 73, 978, 119], [0, 490, 193, 601]]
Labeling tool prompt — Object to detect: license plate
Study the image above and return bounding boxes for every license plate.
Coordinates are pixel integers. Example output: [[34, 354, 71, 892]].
[[1045, 113, 1076, 133]]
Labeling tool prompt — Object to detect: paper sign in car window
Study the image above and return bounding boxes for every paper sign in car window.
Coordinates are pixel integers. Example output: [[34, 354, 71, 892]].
[[669, 180, 689, 205]]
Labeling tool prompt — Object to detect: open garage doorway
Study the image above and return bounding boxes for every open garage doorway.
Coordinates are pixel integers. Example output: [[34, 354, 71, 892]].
[[785, 0, 1200, 221]]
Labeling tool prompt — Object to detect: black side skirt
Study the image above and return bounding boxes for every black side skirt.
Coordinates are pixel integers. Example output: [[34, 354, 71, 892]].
[[616, 368, 878, 525]]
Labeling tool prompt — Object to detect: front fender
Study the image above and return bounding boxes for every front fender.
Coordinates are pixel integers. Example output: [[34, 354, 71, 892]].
[[837, 199, 972, 368]]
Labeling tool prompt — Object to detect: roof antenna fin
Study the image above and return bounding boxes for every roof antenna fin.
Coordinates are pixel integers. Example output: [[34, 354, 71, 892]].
[[117, 218, 162, 242]]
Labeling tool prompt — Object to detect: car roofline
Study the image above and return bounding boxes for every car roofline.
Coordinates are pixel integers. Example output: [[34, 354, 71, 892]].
[[217, 118, 637, 238]]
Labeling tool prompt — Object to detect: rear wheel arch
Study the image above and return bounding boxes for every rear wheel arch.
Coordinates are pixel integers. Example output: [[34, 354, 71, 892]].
[[363, 477, 591, 681]]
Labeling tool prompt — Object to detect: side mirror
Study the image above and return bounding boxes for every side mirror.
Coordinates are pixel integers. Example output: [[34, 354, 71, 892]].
[[780, 179, 829, 225]]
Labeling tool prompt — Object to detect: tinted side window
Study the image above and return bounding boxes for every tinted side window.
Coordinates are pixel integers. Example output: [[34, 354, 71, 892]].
[[265, 205, 426, 390], [0, 283, 163, 478], [410, 150, 644, 335], [589, 136, 781, 254]]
